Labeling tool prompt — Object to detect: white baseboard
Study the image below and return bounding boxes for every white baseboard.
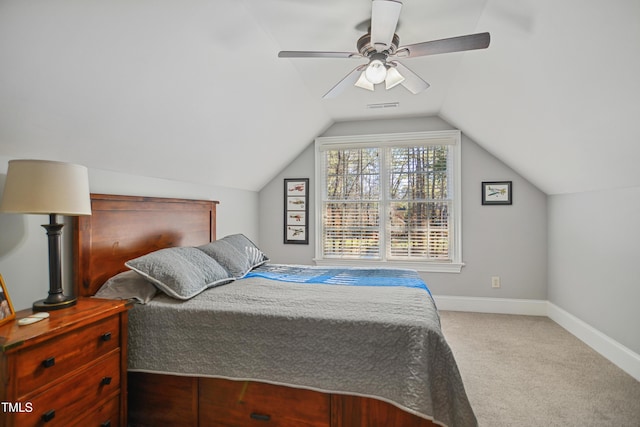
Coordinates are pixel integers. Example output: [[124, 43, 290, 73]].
[[432, 295, 548, 316], [433, 295, 640, 382], [547, 302, 640, 382]]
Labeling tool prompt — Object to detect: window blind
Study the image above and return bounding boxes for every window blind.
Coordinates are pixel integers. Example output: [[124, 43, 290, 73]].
[[315, 130, 462, 271]]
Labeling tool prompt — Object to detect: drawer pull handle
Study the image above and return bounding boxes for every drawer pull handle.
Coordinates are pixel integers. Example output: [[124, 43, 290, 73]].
[[250, 413, 271, 422], [100, 421, 111, 427], [101, 332, 112, 341], [42, 357, 55, 368], [42, 409, 55, 422], [101, 376, 112, 385]]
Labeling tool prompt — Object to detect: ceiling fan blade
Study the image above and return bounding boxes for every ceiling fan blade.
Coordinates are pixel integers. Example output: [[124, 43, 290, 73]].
[[395, 32, 490, 58], [323, 65, 367, 99], [370, 0, 402, 52], [393, 62, 429, 94], [278, 51, 361, 59]]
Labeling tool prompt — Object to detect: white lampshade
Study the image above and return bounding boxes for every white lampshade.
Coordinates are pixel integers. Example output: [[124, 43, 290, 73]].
[[385, 66, 405, 89], [1, 159, 91, 216], [355, 71, 375, 91]]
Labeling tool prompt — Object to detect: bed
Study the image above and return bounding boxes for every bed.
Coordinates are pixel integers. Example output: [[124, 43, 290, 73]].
[[73, 194, 476, 427]]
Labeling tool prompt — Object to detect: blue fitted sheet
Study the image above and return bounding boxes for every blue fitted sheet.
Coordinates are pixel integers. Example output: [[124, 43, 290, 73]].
[[245, 263, 431, 294]]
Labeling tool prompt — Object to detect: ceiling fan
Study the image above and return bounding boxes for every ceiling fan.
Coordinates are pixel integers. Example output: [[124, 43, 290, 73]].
[[278, 0, 490, 99]]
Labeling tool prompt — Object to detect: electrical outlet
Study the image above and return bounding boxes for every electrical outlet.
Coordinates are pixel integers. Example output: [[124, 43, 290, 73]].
[[491, 276, 501, 288]]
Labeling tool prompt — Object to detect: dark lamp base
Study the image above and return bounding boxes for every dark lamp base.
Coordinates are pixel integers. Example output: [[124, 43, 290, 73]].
[[33, 296, 77, 312]]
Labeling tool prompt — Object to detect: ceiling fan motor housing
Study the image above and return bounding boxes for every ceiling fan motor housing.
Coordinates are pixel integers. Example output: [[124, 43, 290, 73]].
[[357, 33, 400, 57]]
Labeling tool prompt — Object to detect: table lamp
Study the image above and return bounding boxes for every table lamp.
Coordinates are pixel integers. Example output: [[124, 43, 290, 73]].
[[0, 159, 91, 311]]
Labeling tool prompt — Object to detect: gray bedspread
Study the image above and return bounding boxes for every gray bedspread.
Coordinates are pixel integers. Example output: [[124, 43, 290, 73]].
[[128, 277, 477, 427]]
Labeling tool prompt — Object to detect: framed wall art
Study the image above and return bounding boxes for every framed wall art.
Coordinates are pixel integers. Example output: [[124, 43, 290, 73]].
[[284, 178, 309, 244], [0, 274, 16, 325], [482, 181, 512, 205]]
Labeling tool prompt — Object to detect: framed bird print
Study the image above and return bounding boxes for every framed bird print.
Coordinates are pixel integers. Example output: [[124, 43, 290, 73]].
[[482, 181, 512, 205], [284, 178, 309, 244]]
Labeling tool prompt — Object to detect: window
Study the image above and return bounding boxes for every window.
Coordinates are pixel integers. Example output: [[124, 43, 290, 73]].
[[315, 131, 462, 273]]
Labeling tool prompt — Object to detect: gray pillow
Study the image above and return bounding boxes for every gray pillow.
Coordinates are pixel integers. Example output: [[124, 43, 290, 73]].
[[197, 240, 252, 279], [220, 234, 269, 270], [94, 270, 158, 304], [125, 247, 233, 300]]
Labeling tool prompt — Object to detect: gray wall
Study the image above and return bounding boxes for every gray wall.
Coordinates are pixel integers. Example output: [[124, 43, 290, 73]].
[[259, 116, 548, 300], [548, 186, 640, 354], [0, 156, 259, 311]]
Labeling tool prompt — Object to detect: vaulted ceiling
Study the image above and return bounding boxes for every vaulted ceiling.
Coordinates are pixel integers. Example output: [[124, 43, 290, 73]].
[[1, 0, 638, 195]]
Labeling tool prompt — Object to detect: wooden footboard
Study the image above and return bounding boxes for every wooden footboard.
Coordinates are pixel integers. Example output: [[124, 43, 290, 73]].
[[128, 372, 438, 427]]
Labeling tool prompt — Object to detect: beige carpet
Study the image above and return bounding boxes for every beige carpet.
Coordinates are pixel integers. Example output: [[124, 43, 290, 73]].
[[439, 311, 640, 427]]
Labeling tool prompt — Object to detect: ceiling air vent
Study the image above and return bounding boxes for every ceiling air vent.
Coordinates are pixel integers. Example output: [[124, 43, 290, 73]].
[[366, 102, 399, 109]]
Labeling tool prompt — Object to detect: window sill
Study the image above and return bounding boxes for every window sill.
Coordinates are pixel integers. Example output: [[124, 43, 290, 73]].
[[313, 258, 464, 273]]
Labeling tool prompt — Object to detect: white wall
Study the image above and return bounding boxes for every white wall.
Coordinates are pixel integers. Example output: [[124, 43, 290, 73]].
[[548, 186, 640, 354], [0, 156, 259, 311], [259, 116, 548, 300]]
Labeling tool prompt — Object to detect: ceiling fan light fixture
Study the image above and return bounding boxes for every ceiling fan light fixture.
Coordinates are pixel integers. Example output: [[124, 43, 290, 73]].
[[385, 66, 404, 89], [355, 71, 375, 91], [364, 59, 387, 84]]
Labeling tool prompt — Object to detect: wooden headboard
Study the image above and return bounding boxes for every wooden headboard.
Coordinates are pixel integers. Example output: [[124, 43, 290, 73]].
[[73, 194, 218, 297]]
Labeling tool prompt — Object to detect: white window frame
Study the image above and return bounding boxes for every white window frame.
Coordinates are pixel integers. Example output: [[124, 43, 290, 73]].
[[314, 130, 463, 273]]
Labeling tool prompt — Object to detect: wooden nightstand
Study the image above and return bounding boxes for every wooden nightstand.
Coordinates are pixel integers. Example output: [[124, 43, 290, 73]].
[[0, 297, 131, 427]]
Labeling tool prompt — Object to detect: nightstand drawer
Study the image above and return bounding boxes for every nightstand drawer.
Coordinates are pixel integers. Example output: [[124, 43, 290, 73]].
[[15, 350, 121, 427], [71, 395, 120, 427], [16, 314, 120, 396]]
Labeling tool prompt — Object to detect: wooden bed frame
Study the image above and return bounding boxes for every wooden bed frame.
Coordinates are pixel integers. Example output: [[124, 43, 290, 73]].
[[73, 194, 440, 427]]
